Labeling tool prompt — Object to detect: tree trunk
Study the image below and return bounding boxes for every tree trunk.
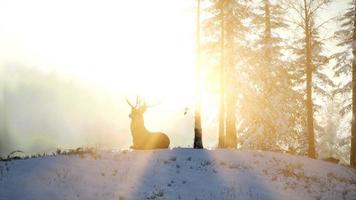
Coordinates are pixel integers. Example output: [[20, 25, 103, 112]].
[[306, 34, 315, 158], [350, 0, 356, 167], [194, 0, 203, 149], [218, 2, 226, 148], [262, 0, 275, 150], [225, 7, 237, 149], [304, 0, 316, 158], [225, 92, 237, 148], [264, 0, 272, 63]]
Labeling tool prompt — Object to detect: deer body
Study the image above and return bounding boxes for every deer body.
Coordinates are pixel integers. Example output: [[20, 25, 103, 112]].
[[127, 98, 170, 149]]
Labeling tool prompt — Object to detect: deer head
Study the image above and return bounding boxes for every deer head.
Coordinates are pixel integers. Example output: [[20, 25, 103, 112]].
[[126, 96, 149, 120]]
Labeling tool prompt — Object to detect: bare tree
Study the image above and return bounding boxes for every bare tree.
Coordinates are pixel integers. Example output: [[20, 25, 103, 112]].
[[194, 0, 204, 149]]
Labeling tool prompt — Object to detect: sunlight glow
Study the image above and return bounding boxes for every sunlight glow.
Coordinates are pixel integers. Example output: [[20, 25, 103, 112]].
[[0, 0, 224, 148], [0, 0, 199, 110]]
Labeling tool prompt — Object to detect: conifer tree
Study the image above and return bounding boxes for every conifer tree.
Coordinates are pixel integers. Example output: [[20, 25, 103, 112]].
[[203, 0, 251, 148], [285, 0, 333, 158], [333, 0, 356, 166], [237, 0, 304, 152]]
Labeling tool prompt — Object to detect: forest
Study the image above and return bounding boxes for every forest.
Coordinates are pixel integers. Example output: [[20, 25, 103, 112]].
[[191, 0, 356, 166], [0, 0, 354, 166], [1, 0, 356, 199]]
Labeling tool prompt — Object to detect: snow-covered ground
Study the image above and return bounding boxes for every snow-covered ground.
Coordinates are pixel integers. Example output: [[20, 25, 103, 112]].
[[1, 148, 356, 200]]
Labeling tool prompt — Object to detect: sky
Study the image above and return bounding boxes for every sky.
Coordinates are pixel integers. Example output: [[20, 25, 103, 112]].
[[0, 0, 348, 93], [0, 0, 350, 153], [0, 0, 220, 153], [0, 0, 197, 101]]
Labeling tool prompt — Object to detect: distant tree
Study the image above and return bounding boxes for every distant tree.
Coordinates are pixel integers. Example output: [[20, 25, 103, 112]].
[[285, 0, 333, 158], [0, 74, 9, 156], [333, 0, 356, 166], [317, 95, 348, 163]]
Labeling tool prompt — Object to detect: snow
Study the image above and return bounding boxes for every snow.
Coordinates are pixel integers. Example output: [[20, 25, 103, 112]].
[[1, 148, 356, 200]]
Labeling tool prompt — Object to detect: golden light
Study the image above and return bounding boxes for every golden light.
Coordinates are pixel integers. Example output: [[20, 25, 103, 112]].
[[0, 0, 223, 148], [0, 0, 201, 107]]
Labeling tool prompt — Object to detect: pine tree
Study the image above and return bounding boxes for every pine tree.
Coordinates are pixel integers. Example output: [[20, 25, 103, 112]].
[[237, 0, 305, 152], [203, 0, 251, 148], [218, 0, 226, 148], [317, 95, 343, 161], [285, 0, 333, 158], [333, 0, 356, 166], [223, 0, 244, 148]]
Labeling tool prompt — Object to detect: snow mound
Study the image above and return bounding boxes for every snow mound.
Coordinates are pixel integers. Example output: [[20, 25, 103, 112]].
[[1, 148, 356, 200]]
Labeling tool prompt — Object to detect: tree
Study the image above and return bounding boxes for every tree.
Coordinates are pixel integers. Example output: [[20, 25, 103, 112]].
[[317, 95, 344, 161], [218, 0, 226, 148], [285, 0, 333, 158], [194, 0, 204, 149], [333, 0, 356, 166], [0, 69, 9, 156], [235, 0, 305, 152], [203, 0, 251, 148]]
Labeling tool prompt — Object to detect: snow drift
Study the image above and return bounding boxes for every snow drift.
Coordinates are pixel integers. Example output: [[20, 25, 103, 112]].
[[1, 148, 355, 200]]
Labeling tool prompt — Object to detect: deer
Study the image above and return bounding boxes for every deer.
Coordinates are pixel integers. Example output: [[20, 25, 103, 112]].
[[127, 97, 170, 149]]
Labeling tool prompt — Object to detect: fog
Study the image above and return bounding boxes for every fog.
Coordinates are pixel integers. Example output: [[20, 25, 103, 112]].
[[0, 65, 214, 157]]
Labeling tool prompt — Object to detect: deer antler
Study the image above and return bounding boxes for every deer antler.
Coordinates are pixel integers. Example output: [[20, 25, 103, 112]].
[[126, 98, 135, 108], [128, 96, 159, 110], [135, 96, 139, 108], [127, 96, 141, 109]]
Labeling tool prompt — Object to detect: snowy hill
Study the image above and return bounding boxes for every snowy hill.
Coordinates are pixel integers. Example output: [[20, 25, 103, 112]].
[[1, 149, 356, 200]]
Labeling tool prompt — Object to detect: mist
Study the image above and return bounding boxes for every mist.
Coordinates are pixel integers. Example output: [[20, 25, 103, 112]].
[[0, 65, 200, 157]]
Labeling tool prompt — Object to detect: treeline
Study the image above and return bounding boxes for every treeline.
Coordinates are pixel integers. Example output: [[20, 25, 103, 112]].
[[197, 0, 355, 165]]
